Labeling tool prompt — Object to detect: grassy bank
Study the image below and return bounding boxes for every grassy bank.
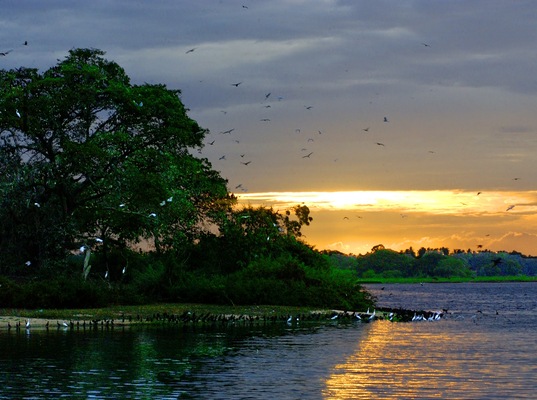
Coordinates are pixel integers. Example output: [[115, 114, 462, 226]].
[[357, 275, 537, 284], [0, 303, 332, 326]]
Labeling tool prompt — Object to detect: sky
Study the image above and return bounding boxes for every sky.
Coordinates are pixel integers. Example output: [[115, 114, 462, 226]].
[[2, 0, 537, 255]]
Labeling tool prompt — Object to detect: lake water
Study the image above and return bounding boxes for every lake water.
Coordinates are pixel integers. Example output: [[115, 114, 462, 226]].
[[1, 282, 535, 399]]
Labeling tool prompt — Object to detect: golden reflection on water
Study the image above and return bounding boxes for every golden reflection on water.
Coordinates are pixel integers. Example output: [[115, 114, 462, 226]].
[[322, 321, 497, 399]]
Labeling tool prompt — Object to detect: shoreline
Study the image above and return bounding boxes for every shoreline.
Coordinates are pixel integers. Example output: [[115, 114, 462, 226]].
[[0, 305, 443, 331]]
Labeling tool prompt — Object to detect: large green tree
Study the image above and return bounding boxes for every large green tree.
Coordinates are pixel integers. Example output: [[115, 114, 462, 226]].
[[0, 48, 233, 273]]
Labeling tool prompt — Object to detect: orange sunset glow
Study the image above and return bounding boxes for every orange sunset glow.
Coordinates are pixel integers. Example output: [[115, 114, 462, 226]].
[[3, 2, 537, 256], [238, 190, 537, 255]]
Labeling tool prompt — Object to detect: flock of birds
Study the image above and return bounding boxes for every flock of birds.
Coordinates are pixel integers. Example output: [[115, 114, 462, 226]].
[[7, 306, 444, 332], [4, 6, 527, 261], [182, 35, 525, 223]]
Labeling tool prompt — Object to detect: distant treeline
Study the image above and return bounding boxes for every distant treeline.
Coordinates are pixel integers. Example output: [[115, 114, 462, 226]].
[[324, 245, 537, 279]]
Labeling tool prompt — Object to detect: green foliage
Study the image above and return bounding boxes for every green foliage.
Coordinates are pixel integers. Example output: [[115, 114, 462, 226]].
[[0, 48, 232, 270], [0, 275, 112, 309], [355, 249, 414, 277], [432, 257, 473, 278], [221, 254, 373, 309], [0, 49, 376, 311]]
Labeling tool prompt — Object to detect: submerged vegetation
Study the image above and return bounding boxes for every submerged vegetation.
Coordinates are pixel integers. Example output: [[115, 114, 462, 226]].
[[0, 49, 372, 311]]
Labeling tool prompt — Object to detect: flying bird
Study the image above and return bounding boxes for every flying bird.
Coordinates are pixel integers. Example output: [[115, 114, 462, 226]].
[[305, 106, 313, 110], [383, 117, 389, 122], [185, 48, 196, 54], [302, 152, 313, 158], [477, 191, 482, 195], [219, 155, 226, 160], [241, 161, 251, 166], [265, 92, 271, 99], [260, 118, 270, 121], [506, 205, 515, 211], [362, 127, 370, 132], [231, 82, 242, 87], [376, 142, 385, 146], [207, 140, 215, 145], [421, 43, 431, 47], [0, 49, 13, 56], [220, 128, 235, 134]]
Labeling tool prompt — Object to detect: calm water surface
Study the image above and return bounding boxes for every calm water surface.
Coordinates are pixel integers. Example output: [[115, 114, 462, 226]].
[[1, 282, 535, 399]]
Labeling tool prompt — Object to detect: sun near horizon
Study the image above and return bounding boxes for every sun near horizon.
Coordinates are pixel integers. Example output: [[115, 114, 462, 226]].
[[237, 190, 537, 256]]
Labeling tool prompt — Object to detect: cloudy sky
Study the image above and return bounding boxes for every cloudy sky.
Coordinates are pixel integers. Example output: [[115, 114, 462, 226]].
[[3, 1, 537, 255]]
